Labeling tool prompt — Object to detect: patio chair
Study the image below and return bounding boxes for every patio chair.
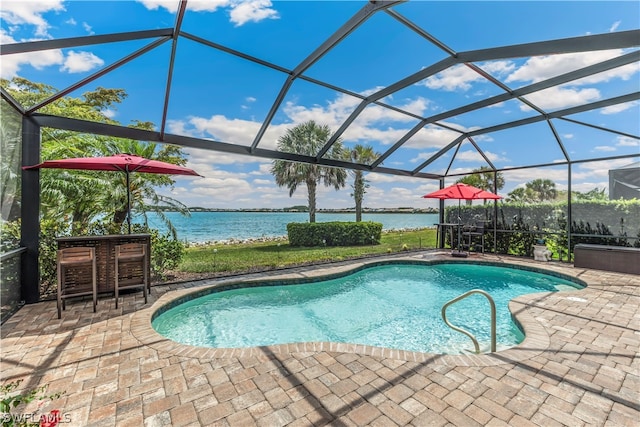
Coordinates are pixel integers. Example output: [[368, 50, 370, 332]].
[[114, 243, 148, 308], [57, 246, 97, 319], [462, 222, 486, 253]]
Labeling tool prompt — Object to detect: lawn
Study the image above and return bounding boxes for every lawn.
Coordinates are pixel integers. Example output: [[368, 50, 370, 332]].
[[177, 228, 438, 276]]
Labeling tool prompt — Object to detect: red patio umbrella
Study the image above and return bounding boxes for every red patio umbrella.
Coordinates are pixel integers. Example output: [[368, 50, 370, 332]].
[[422, 183, 501, 256], [24, 154, 202, 233]]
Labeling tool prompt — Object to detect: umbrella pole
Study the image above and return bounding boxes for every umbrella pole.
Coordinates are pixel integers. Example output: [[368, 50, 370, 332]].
[[457, 200, 462, 251], [452, 199, 467, 258], [126, 171, 131, 234]]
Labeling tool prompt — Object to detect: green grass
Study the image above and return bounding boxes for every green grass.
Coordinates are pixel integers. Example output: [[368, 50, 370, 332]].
[[178, 228, 438, 274]]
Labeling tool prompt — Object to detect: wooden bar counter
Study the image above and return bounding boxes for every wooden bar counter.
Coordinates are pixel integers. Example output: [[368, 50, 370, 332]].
[[57, 234, 151, 295]]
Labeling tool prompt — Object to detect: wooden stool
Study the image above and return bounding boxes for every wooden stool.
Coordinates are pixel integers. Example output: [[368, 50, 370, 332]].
[[115, 243, 148, 308], [57, 247, 97, 319]]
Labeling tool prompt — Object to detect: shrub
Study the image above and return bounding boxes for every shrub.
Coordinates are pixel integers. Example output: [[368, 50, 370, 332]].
[[287, 221, 382, 247], [127, 224, 184, 279], [148, 229, 185, 279]]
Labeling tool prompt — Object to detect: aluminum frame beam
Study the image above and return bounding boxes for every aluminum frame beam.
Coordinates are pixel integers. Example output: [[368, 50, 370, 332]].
[[30, 114, 442, 180], [0, 29, 174, 55], [250, 0, 403, 152], [159, 0, 188, 139]]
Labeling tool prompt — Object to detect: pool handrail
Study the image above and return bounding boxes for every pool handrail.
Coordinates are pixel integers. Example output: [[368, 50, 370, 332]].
[[441, 289, 497, 354]]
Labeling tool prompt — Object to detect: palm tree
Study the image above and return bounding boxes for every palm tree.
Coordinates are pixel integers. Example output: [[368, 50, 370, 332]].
[[349, 144, 379, 222], [526, 178, 557, 202], [457, 166, 505, 205], [506, 187, 530, 203], [271, 121, 347, 223], [102, 138, 191, 237]]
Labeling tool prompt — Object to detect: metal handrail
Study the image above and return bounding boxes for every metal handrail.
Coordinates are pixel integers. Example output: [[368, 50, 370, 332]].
[[0, 247, 27, 262], [441, 289, 497, 354]]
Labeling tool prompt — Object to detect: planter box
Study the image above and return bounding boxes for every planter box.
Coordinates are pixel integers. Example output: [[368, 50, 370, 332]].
[[573, 244, 640, 275]]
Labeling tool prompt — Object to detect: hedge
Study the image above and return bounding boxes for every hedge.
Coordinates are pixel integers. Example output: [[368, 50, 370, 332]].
[[287, 221, 382, 247], [442, 199, 640, 260], [444, 200, 639, 237]]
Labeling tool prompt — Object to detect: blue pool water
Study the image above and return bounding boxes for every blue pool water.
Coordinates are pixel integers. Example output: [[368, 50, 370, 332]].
[[152, 263, 583, 354]]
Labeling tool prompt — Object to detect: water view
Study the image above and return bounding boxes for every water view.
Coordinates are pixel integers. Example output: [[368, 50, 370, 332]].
[[140, 211, 439, 243]]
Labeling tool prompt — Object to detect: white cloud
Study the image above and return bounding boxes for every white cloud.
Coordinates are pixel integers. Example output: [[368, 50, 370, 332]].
[[170, 115, 261, 146], [366, 173, 422, 185], [455, 149, 508, 163], [170, 90, 457, 156], [601, 100, 639, 115], [569, 61, 640, 86], [421, 61, 515, 91], [82, 22, 94, 35], [282, 92, 362, 127], [0, 30, 64, 78], [252, 179, 271, 185], [506, 50, 632, 84], [0, 31, 104, 78], [609, 21, 621, 32], [616, 136, 639, 147], [574, 158, 635, 179], [250, 164, 274, 175], [136, 0, 181, 13], [60, 50, 104, 73], [229, 0, 279, 26], [410, 151, 439, 164], [520, 86, 601, 111], [137, 0, 278, 26], [0, 0, 65, 37], [183, 147, 270, 168], [594, 145, 616, 152], [501, 167, 569, 189]]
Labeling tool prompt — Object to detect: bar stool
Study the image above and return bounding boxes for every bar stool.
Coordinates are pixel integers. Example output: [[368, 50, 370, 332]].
[[115, 243, 148, 308], [57, 247, 97, 319]]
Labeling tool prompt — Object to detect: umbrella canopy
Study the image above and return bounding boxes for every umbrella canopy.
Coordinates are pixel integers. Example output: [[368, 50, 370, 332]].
[[24, 154, 202, 233], [423, 183, 501, 256], [422, 183, 502, 201]]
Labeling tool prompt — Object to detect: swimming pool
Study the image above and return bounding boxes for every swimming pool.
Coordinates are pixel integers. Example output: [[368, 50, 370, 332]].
[[152, 262, 584, 354]]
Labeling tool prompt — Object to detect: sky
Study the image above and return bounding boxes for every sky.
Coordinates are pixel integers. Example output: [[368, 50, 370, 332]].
[[2, 0, 639, 210]]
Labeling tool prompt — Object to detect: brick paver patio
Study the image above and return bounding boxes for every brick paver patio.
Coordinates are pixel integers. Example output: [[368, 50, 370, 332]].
[[1, 252, 638, 426]]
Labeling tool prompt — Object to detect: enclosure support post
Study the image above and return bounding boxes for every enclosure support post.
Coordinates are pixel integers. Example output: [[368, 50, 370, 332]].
[[567, 163, 572, 262], [493, 171, 498, 254], [438, 179, 445, 248], [21, 117, 41, 304]]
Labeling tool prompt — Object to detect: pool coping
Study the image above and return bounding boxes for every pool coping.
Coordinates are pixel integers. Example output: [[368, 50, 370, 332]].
[[130, 253, 588, 367]]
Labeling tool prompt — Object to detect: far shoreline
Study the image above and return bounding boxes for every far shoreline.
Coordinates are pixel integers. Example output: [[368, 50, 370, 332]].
[[159, 207, 440, 214], [184, 226, 435, 246]]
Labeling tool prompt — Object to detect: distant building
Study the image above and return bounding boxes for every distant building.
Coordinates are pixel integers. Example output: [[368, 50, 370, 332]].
[[609, 162, 640, 200]]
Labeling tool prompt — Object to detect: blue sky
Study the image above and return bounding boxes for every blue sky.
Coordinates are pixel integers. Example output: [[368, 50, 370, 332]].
[[2, 1, 639, 210]]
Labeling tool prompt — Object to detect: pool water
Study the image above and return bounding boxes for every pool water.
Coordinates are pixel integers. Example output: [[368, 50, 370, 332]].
[[152, 263, 583, 354]]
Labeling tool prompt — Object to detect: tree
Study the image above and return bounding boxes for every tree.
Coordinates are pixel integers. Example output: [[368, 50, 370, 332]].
[[457, 166, 505, 205], [526, 178, 557, 202], [349, 144, 379, 222], [506, 187, 530, 203], [574, 187, 607, 201], [271, 121, 347, 223], [2, 77, 190, 234]]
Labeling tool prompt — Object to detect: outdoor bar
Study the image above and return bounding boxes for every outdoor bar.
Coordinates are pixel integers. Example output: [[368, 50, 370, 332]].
[[56, 234, 151, 295]]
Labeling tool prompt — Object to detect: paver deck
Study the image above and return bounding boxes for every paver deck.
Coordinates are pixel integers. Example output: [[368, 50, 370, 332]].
[[1, 252, 638, 426]]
